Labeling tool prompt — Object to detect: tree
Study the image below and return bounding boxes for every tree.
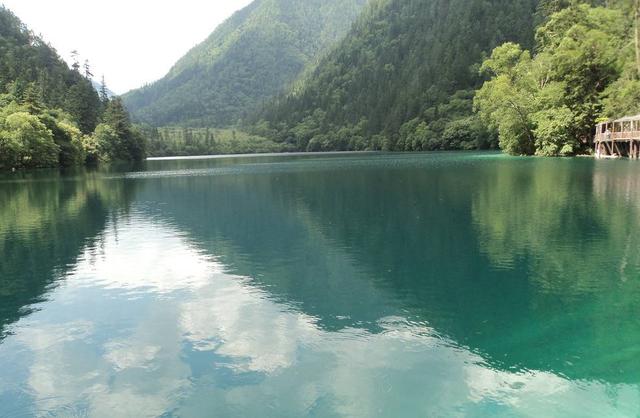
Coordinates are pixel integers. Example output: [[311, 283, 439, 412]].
[[442, 117, 491, 150], [90, 123, 119, 161], [37, 108, 85, 166], [22, 83, 43, 115], [83, 60, 93, 80], [602, 75, 640, 117], [103, 98, 131, 136], [0, 111, 59, 169], [99, 75, 109, 104], [532, 107, 577, 156], [70, 50, 80, 73], [64, 80, 100, 133], [475, 43, 537, 155], [102, 98, 146, 161]]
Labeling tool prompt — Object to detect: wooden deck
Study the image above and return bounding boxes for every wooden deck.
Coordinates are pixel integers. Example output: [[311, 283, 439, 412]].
[[594, 115, 640, 159]]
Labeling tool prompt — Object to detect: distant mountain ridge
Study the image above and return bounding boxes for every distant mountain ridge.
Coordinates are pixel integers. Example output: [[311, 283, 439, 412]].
[[123, 0, 367, 127]]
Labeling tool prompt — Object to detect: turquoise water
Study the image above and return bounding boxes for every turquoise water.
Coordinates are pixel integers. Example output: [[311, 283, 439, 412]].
[[1, 152, 640, 417]]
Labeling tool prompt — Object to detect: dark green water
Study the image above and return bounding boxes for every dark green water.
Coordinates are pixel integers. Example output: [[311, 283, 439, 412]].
[[1, 152, 640, 417]]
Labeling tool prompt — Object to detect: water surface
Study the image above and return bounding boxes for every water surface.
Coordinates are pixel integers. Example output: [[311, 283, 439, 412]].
[[1, 152, 640, 417]]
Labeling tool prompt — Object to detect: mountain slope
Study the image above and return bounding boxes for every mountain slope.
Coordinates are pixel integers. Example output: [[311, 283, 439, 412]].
[[123, 0, 367, 127], [256, 0, 540, 151]]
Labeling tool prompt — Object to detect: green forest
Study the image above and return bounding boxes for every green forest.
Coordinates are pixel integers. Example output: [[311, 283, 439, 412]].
[[0, 6, 145, 170], [251, 0, 639, 156], [123, 0, 368, 127]]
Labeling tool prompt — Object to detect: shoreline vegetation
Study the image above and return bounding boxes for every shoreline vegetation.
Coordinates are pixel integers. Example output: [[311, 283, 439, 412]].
[[1, 1, 640, 171], [475, 1, 640, 157]]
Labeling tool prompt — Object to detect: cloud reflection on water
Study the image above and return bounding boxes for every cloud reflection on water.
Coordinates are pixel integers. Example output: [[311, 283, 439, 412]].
[[1, 215, 638, 417]]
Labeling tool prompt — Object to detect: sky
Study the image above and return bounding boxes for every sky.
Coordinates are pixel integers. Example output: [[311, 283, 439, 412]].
[[1, 0, 253, 94]]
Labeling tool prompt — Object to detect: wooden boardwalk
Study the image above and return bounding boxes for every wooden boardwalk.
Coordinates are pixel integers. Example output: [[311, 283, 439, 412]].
[[595, 114, 640, 159]]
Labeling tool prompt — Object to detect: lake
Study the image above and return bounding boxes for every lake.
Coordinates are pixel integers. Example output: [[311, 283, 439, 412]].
[[1, 152, 640, 417]]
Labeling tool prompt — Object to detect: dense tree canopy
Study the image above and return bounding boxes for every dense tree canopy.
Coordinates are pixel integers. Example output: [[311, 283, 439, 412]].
[[475, 1, 637, 156]]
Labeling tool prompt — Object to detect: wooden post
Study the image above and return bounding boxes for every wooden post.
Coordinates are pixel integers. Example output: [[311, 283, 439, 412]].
[[614, 141, 622, 157]]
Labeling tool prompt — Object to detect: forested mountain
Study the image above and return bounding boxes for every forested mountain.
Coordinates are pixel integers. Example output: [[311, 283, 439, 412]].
[[254, 0, 541, 152], [0, 6, 145, 170], [122, 0, 367, 127]]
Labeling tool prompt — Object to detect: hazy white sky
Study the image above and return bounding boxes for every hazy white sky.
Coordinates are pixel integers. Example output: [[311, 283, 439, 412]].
[[1, 0, 253, 94]]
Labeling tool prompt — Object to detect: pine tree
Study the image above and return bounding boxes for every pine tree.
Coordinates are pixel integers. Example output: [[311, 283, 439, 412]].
[[70, 50, 80, 72], [103, 97, 132, 139], [22, 82, 43, 115], [99, 75, 109, 104], [83, 60, 93, 79], [102, 97, 146, 161], [64, 79, 100, 133]]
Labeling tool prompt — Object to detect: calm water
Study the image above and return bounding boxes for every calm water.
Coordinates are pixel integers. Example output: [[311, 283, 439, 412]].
[[1, 152, 640, 417]]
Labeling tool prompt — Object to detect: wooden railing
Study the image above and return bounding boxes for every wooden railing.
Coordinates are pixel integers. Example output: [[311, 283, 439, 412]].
[[595, 130, 640, 141]]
